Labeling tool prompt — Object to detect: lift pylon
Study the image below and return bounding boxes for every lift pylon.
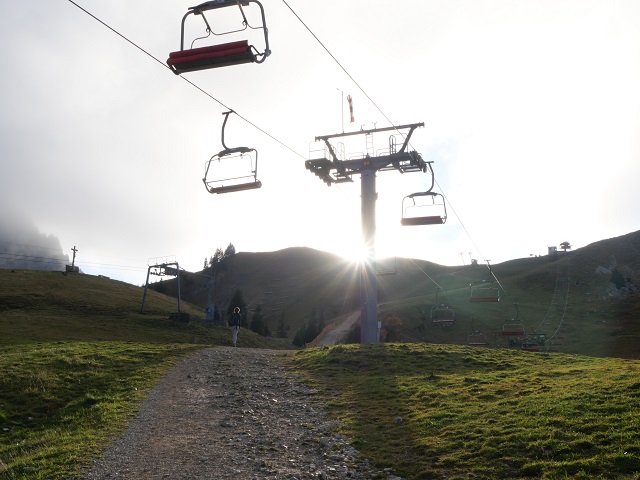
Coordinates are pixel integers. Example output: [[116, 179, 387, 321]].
[[306, 123, 441, 343]]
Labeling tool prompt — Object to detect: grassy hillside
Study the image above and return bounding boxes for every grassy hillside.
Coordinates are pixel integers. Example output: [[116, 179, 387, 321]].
[[0, 269, 290, 348], [1, 231, 639, 478], [0, 269, 291, 479], [153, 247, 362, 330], [158, 232, 640, 358], [293, 343, 640, 479]]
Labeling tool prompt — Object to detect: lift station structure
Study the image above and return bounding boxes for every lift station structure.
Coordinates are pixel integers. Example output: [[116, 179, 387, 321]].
[[306, 122, 431, 343]]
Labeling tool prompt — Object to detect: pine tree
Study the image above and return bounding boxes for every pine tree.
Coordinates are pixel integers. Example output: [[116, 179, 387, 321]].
[[224, 243, 236, 258], [276, 311, 290, 338], [250, 305, 270, 336], [292, 328, 304, 347]]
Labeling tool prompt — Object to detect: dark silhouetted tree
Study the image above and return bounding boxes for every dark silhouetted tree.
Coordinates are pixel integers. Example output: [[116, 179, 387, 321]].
[[292, 308, 325, 346], [224, 243, 236, 258], [276, 311, 290, 338], [559, 241, 572, 253], [250, 305, 270, 337]]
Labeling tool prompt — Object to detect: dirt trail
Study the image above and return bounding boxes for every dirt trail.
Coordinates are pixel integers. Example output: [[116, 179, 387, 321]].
[[314, 310, 360, 347], [83, 347, 393, 480]]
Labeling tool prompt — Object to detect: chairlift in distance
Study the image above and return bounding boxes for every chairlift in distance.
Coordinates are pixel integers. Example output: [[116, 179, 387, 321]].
[[469, 261, 500, 302], [466, 318, 488, 345], [430, 287, 455, 325], [375, 257, 397, 276], [167, 0, 271, 75], [400, 163, 447, 226], [467, 330, 488, 346], [203, 111, 262, 194], [502, 303, 525, 336], [519, 334, 546, 352]]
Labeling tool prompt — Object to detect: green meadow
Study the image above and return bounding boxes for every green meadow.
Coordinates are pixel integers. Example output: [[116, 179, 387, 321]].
[[1, 258, 640, 479], [0, 270, 288, 479], [293, 344, 640, 479]]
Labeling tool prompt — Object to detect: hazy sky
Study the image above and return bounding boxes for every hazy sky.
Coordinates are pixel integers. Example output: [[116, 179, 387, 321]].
[[1, 0, 639, 285]]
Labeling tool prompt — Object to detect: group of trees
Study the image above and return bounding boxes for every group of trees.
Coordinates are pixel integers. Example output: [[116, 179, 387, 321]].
[[203, 243, 236, 270], [292, 308, 327, 347], [225, 289, 290, 339], [200, 244, 325, 344], [223, 288, 330, 345]]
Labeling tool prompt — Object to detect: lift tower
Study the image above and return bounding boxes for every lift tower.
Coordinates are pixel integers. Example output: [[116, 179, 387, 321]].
[[306, 123, 427, 343]]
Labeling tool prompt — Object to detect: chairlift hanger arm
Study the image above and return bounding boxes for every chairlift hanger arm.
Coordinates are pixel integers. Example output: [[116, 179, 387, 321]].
[[220, 110, 234, 150]]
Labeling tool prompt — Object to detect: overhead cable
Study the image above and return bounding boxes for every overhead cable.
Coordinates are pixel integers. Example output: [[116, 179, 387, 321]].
[[64, 0, 306, 160]]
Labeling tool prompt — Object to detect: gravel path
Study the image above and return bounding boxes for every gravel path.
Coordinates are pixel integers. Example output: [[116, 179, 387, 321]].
[[83, 347, 397, 480], [315, 311, 360, 347]]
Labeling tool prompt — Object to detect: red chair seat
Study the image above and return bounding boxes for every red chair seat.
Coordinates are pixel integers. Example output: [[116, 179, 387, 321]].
[[502, 330, 525, 336], [167, 40, 254, 73]]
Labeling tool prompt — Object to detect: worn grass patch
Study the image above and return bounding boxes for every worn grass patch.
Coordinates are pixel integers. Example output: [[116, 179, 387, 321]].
[[0, 342, 201, 479], [293, 343, 640, 479]]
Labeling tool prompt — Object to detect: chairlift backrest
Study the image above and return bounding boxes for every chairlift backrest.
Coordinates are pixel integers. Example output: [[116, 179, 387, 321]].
[[167, 0, 271, 75]]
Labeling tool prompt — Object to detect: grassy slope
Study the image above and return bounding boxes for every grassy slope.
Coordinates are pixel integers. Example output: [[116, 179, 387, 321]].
[[293, 343, 640, 479], [374, 234, 640, 359], [0, 269, 291, 348], [1, 230, 639, 478], [159, 233, 640, 359], [0, 269, 291, 479]]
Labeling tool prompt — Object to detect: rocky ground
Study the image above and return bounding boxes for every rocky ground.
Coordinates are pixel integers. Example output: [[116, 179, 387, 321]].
[[83, 347, 401, 480]]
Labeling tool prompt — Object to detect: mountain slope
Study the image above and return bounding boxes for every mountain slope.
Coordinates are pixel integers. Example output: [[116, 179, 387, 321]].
[[158, 232, 640, 357]]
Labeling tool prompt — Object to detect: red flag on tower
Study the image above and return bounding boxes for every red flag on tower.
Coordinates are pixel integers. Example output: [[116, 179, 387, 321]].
[[347, 95, 354, 123]]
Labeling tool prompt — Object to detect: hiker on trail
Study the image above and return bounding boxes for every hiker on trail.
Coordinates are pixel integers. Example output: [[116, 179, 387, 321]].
[[229, 307, 241, 347]]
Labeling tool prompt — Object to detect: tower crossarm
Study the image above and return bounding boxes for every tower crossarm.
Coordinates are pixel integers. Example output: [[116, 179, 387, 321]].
[[307, 123, 426, 185], [314, 122, 424, 147]]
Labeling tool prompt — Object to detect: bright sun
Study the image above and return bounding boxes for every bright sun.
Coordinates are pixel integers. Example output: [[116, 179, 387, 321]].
[[341, 242, 374, 265]]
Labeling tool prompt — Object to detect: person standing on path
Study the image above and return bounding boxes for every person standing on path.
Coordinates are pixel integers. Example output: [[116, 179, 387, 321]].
[[229, 307, 241, 347]]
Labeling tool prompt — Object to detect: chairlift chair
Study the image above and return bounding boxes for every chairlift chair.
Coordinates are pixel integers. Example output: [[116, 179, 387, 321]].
[[401, 191, 447, 226], [400, 162, 447, 226], [430, 288, 455, 325], [502, 322, 525, 336], [467, 330, 488, 346], [375, 257, 397, 276], [431, 304, 455, 324], [469, 281, 500, 302], [203, 111, 262, 194], [520, 334, 546, 352], [502, 303, 525, 336], [469, 262, 500, 302], [167, 0, 271, 75]]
